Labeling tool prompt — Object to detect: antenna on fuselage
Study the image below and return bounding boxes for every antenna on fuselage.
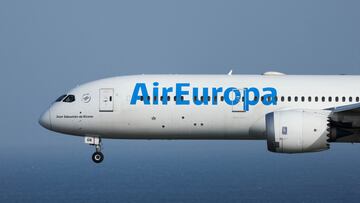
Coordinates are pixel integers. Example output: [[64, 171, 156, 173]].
[[227, 70, 233, 75]]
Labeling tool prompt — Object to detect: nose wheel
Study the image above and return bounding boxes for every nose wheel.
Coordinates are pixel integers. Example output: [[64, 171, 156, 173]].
[[92, 151, 104, 163], [85, 137, 104, 164]]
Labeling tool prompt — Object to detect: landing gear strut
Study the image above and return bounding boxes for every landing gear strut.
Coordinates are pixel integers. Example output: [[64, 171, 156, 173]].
[[85, 137, 104, 163]]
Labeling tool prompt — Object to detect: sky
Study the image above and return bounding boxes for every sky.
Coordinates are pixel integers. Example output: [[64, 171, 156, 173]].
[[1, 0, 360, 202]]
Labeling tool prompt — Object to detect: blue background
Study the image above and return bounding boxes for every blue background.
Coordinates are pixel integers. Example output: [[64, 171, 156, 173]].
[[1, 0, 360, 202]]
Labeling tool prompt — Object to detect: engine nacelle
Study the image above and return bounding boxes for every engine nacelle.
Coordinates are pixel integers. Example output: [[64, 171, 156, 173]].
[[266, 109, 331, 153]]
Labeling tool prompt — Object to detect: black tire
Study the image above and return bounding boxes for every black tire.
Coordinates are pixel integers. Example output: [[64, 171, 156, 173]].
[[92, 152, 104, 163]]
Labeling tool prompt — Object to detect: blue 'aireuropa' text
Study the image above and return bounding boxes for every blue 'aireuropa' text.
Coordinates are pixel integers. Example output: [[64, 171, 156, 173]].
[[130, 82, 277, 111]]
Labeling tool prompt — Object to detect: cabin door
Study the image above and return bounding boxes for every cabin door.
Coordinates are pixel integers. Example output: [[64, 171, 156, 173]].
[[231, 89, 245, 112], [99, 88, 114, 112]]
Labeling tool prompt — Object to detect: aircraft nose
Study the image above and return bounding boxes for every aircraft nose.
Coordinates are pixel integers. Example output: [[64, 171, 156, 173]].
[[39, 109, 52, 130]]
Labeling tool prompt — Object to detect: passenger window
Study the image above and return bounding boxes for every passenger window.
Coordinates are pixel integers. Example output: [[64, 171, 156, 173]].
[[281, 96, 285, 102], [315, 97, 318, 102], [294, 96, 298, 102], [335, 97, 339, 102], [349, 97, 353, 102], [288, 96, 291, 102], [221, 96, 224, 102], [342, 97, 346, 102], [322, 97, 325, 102], [301, 96, 305, 102], [328, 97, 332, 102], [357, 97, 360, 102], [308, 97, 312, 102], [55, 94, 67, 102], [63, 95, 75, 103]]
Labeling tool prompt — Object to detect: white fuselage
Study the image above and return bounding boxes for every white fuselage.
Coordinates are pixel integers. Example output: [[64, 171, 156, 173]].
[[40, 74, 360, 140]]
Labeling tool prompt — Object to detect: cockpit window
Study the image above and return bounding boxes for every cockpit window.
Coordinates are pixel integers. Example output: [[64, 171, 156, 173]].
[[63, 95, 76, 103], [55, 95, 67, 102]]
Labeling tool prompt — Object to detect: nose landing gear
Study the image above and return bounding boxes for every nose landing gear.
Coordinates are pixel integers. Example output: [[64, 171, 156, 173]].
[[85, 137, 104, 163], [92, 144, 104, 163]]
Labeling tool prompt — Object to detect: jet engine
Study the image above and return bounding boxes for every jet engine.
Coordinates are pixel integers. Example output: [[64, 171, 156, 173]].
[[266, 109, 331, 153]]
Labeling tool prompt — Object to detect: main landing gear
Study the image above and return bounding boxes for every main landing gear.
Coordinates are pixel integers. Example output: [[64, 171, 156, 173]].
[[85, 137, 104, 163]]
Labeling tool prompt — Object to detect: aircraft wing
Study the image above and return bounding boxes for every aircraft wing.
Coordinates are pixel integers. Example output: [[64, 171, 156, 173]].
[[327, 103, 360, 143], [329, 103, 360, 113]]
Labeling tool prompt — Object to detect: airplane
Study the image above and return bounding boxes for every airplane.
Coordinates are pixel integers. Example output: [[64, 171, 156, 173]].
[[39, 71, 360, 163]]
